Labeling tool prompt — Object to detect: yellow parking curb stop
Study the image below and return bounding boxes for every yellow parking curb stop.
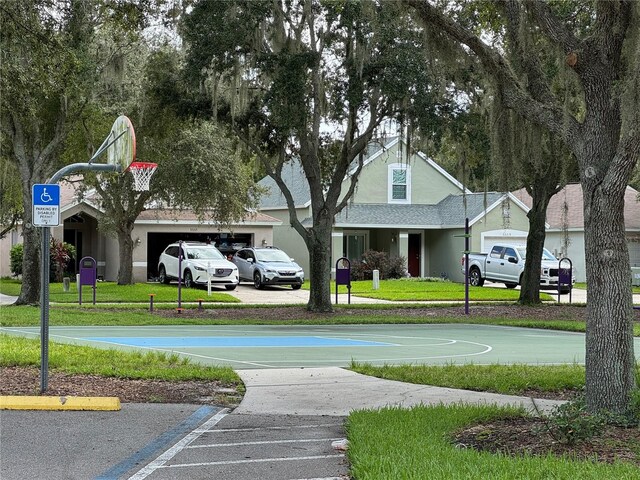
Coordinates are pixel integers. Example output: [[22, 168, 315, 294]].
[[0, 395, 121, 411]]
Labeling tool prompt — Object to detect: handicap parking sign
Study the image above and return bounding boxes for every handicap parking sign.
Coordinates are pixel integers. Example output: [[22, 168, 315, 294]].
[[32, 184, 61, 227]]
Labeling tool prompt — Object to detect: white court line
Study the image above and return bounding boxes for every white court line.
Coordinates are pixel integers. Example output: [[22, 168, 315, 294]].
[[159, 454, 345, 469], [209, 423, 342, 433], [127, 409, 228, 480], [188, 437, 342, 449]]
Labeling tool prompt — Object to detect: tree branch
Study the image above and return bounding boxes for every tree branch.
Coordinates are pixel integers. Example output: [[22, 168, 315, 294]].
[[403, 0, 580, 148], [525, 0, 580, 53]]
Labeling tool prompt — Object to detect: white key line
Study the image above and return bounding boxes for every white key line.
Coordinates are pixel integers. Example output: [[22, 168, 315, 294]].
[[188, 437, 342, 449], [159, 454, 346, 469]]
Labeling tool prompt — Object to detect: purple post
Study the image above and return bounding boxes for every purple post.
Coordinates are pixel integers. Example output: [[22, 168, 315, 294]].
[[149, 294, 155, 312]]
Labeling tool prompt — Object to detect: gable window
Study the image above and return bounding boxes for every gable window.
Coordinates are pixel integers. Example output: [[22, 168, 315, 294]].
[[388, 164, 411, 204]]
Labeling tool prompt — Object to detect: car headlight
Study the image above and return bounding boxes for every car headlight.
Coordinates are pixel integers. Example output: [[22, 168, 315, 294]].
[[296, 270, 304, 275], [194, 265, 206, 271], [265, 268, 276, 273]]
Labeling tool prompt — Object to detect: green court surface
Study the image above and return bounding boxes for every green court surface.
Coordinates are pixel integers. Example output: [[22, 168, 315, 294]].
[[5, 324, 640, 369]]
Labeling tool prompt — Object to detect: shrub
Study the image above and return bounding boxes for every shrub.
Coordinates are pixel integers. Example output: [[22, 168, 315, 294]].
[[8, 241, 76, 282], [9, 243, 23, 276], [540, 397, 606, 445], [350, 250, 407, 281]]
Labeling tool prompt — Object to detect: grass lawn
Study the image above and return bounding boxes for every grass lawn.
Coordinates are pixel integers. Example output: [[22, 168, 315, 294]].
[[347, 404, 639, 479], [304, 278, 555, 301], [350, 362, 589, 396], [0, 334, 241, 385], [0, 279, 239, 303]]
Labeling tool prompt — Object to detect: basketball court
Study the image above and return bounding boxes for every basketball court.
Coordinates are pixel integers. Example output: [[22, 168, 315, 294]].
[[5, 323, 640, 369]]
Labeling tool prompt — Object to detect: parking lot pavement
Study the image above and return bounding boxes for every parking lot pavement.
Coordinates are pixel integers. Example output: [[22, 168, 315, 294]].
[[227, 283, 390, 304], [127, 413, 348, 480], [0, 403, 214, 480]]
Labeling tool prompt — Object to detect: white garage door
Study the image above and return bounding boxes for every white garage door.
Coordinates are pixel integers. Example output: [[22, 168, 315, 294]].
[[481, 229, 528, 253]]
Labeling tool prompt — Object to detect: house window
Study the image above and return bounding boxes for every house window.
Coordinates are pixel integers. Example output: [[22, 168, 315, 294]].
[[343, 232, 367, 262], [388, 164, 411, 204]]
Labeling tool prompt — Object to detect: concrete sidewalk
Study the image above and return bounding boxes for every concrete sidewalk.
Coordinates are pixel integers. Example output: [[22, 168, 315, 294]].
[[235, 367, 564, 416]]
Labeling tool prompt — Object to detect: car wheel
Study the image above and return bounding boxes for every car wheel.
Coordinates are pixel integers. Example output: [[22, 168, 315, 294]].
[[158, 265, 169, 284], [291, 284, 301, 290], [469, 267, 484, 287], [253, 271, 264, 290], [225, 285, 237, 291], [505, 282, 517, 289], [183, 270, 193, 288]]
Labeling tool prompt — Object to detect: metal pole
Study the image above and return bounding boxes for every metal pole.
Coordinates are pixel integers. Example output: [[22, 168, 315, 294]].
[[40, 227, 50, 393], [39, 162, 119, 393], [465, 218, 469, 315], [178, 240, 183, 309]]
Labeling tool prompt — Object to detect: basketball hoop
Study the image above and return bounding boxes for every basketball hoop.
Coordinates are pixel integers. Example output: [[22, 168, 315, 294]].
[[126, 161, 158, 191]]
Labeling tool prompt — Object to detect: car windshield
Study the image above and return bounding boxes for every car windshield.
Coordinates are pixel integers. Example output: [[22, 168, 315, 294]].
[[516, 247, 557, 261], [187, 246, 224, 260], [255, 249, 292, 262]]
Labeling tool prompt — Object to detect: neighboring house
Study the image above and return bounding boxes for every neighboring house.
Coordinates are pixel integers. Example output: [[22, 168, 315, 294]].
[[0, 182, 281, 283], [259, 137, 532, 283], [512, 184, 640, 282]]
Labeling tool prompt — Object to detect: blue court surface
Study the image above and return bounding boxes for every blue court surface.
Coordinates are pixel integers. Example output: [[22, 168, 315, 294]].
[[4, 324, 640, 369]]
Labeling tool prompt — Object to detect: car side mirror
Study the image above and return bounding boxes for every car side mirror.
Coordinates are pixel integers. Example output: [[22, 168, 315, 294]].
[[290, 258, 294, 262], [248, 258, 254, 263], [507, 256, 518, 264]]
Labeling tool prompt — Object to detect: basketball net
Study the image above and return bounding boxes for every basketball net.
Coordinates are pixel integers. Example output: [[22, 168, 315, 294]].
[[127, 161, 158, 191]]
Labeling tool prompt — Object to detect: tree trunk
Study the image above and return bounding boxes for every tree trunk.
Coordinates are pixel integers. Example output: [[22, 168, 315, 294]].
[[519, 190, 553, 305], [15, 223, 41, 305], [116, 226, 135, 285], [583, 183, 635, 413], [306, 220, 334, 313]]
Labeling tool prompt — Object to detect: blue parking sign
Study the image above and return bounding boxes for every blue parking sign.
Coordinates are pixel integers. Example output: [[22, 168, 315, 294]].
[[32, 184, 60, 226]]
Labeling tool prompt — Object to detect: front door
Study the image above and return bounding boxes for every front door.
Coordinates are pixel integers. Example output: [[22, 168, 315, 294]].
[[408, 233, 421, 277]]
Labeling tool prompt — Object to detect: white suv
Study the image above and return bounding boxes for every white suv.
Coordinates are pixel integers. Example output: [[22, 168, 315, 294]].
[[158, 242, 239, 290]]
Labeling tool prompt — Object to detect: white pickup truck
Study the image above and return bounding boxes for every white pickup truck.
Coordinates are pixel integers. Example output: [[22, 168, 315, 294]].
[[461, 244, 571, 292]]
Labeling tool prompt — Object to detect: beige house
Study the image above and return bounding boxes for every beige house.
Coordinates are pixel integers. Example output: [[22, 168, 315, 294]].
[[259, 138, 532, 282], [0, 183, 281, 283], [512, 184, 640, 282]]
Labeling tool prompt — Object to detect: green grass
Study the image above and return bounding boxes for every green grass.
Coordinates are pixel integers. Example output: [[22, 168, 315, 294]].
[[0, 279, 239, 303], [350, 362, 587, 396], [347, 405, 639, 479], [304, 278, 554, 301], [574, 281, 639, 294], [0, 333, 241, 385]]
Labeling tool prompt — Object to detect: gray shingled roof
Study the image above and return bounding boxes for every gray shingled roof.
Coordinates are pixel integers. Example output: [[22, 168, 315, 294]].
[[303, 193, 506, 228], [258, 162, 311, 208]]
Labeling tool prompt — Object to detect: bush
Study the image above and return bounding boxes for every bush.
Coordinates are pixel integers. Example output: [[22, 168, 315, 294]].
[[9, 243, 23, 276], [9, 241, 76, 282], [540, 397, 606, 445], [350, 250, 407, 281]]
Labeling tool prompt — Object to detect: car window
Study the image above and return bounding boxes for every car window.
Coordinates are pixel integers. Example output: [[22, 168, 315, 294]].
[[186, 246, 224, 260], [490, 246, 503, 259], [504, 248, 516, 259], [255, 249, 291, 262], [166, 246, 178, 257]]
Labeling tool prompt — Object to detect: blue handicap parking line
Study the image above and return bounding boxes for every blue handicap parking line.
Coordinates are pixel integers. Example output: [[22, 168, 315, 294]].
[[87, 336, 393, 348]]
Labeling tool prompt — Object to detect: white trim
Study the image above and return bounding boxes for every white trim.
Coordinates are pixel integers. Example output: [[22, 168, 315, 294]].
[[399, 233, 409, 238], [387, 163, 411, 204], [134, 219, 281, 226], [416, 151, 472, 194], [333, 222, 462, 229], [133, 262, 147, 267], [348, 138, 400, 175], [468, 192, 549, 229], [331, 232, 344, 237]]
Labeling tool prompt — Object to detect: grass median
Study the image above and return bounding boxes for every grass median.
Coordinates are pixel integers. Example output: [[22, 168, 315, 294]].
[[347, 404, 640, 479]]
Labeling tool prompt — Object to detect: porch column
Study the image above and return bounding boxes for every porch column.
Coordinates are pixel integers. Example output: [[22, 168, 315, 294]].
[[399, 232, 409, 269], [331, 231, 344, 279]]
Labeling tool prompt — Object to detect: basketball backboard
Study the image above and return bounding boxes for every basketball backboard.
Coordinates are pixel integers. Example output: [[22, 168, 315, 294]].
[[106, 115, 136, 171]]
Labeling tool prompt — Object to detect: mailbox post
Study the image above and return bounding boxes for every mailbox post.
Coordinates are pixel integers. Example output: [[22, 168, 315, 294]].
[[335, 257, 351, 304], [558, 257, 573, 304], [79, 256, 97, 305]]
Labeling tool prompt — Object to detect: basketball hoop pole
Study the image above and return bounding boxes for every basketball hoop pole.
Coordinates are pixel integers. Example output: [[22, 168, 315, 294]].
[[39, 162, 120, 393]]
